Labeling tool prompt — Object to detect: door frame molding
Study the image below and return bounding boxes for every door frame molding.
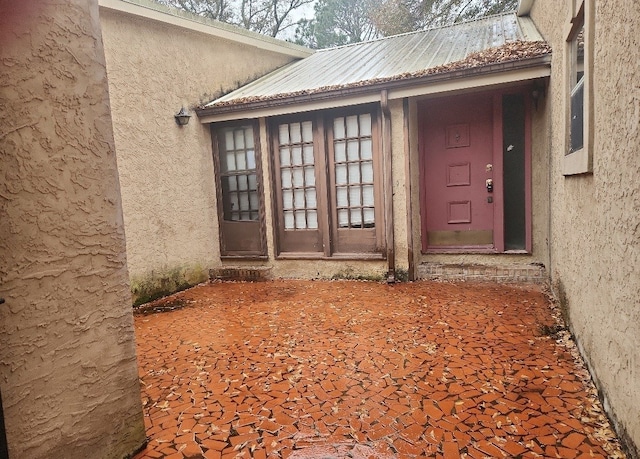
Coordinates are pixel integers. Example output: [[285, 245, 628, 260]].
[[418, 87, 532, 254]]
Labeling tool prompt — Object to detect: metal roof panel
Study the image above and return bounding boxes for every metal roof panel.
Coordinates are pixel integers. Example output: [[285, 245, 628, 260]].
[[203, 13, 548, 109]]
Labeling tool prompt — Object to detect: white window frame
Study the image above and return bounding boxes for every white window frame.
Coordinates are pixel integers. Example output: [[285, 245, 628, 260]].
[[563, 0, 594, 175]]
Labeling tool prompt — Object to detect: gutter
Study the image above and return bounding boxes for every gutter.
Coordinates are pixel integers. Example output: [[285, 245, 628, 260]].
[[196, 55, 552, 119], [380, 90, 395, 283]]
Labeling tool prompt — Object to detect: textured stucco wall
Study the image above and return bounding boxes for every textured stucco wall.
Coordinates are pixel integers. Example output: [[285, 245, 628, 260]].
[[530, 1, 640, 456], [99, 5, 301, 301], [0, 1, 145, 458]]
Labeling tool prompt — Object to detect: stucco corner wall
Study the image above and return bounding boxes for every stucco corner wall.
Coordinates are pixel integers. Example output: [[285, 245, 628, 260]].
[[99, 6, 301, 301], [0, 1, 145, 458], [530, 1, 640, 456]]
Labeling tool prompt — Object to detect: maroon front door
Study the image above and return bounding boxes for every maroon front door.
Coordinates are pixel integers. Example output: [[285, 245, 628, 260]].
[[420, 93, 496, 251]]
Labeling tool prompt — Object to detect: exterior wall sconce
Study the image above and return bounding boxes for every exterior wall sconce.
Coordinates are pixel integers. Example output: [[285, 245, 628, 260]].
[[174, 107, 191, 126], [531, 81, 546, 110]]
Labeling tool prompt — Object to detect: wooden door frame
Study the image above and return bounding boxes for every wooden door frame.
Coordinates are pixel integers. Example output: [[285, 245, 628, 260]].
[[211, 120, 268, 259], [0, 389, 8, 459], [418, 87, 532, 254]]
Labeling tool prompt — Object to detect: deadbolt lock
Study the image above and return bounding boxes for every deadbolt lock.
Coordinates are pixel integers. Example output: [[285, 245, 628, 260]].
[[486, 178, 493, 193]]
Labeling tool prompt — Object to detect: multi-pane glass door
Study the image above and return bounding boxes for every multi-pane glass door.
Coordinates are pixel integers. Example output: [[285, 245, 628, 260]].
[[213, 123, 266, 257]]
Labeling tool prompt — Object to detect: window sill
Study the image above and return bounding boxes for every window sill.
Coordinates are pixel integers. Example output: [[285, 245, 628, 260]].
[[276, 252, 385, 261], [423, 248, 531, 255], [221, 255, 269, 261], [563, 147, 592, 175]]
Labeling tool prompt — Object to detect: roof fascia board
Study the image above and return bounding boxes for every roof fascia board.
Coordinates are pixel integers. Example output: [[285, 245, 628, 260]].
[[197, 56, 551, 122], [98, 0, 312, 58], [517, 0, 535, 16], [198, 94, 381, 123], [389, 65, 550, 100]]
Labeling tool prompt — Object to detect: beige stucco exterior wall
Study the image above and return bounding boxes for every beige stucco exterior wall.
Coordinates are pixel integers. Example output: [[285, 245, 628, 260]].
[[99, 1, 308, 302], [529, 0, 640, 455], [0, 1, 145, 458]]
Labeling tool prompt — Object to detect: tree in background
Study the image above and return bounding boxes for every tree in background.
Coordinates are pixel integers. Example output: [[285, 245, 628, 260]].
[[294, 0, 381, 49], [157, 0, 314, 37], [371, 0, 518, 36], [158, 0, 518, 46], [157, 0, 234, 21]]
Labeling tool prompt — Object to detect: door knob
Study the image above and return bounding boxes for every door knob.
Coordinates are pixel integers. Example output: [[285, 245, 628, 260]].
[[486, 178, 493, 193]]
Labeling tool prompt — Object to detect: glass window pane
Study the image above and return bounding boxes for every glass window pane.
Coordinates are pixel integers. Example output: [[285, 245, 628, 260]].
[[349, 186, 362, 206], [245, 130, 254, 149], [248, 174, 257, 191], [347, 140, 360, 161], [303, 145, 314, 165], [238, 175, 248, 191], [294, 210, 306, 229], [229, 193, 239, 212], [305, 188, 317, 208], [361, 139, 372, 160], [239, 192, 250, 211], [284, 211, 294, 229], [335, 164, 347, 185], [307, 210, 318, 229], [290, 123, 302, 143], [360, 114, 372, 136], [334, 117, 345, 140], [246, 150, 256, 170], [338, 209, 349, 227], [346, 115, 359, 137], [292, 168, 304, 187], [225, 130, 235, 151], [348, 163, 361, 183], [334, 141, 346, 162], [336, 187, 348, 206], [236, 151, 246, 170], [292, 146, 303, 165], [364, 208, 375, 225], [234, 129, 245, 149], [363, 184, 375, 206], [280, 147, 290, 166], [294, 189, 305, 208], [304, 166, 315, 186], [282, 189, 293, 209], [281, 170, 292, 188], [361, 162, 374, 182], [350, 208, 362, 226], [302, 121, 313, 142], [224, 175, 237, 192], [249, 191, 259, 210], [278, 124, 289, 145], [223, 151, 235, 172]]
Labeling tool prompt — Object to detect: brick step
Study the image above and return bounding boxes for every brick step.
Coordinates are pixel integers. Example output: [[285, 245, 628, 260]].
[[418, 262, 546, 283], [209, 266, 272, 282]]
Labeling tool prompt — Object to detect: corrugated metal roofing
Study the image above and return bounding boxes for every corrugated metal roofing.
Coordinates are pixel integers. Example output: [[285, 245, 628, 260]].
[[202, 13, 546, 109]]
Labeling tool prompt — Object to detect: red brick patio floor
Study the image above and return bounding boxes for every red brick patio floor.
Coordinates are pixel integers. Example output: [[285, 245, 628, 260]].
[[132, 280, 625, 459]]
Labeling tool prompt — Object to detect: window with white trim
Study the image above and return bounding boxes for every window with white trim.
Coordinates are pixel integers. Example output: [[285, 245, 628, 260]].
[[564, 0, 593, 175]]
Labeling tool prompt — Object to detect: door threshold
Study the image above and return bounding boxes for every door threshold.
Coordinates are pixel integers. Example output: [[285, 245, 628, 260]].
[[425, 246, 496, 254]]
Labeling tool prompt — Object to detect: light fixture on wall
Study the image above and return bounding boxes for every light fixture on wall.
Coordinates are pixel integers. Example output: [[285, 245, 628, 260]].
[[174, 107, 191, 126], [531, 81, 546, 110]]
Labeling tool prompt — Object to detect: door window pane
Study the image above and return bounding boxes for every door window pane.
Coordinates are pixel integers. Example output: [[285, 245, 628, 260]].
[[217, 125, 260, 222], [332, 113, 375, 229], [277, 121, 318, 231]]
